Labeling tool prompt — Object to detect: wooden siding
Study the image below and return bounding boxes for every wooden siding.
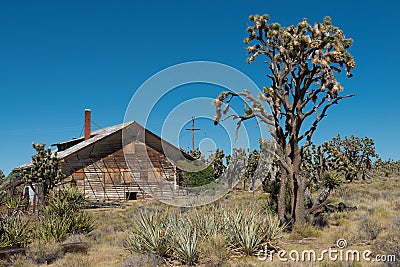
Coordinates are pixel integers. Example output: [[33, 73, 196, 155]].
[[62, 142, 177, 202]]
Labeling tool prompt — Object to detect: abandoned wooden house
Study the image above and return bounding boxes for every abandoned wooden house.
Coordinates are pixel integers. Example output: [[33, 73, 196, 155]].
[[7, 110, 192, 203]]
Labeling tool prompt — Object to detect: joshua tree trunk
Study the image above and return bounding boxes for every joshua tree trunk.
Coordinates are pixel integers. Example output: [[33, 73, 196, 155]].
[[277, 168, 287, 222]]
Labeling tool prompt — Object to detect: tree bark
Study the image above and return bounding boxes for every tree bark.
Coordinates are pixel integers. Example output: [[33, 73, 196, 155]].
[[277, 168, 287, 223], [292, 144, 306, 225], [294, 177, 306, 224]]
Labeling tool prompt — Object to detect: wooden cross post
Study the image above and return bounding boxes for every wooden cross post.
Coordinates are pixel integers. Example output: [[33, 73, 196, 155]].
[[185, 116, 201, 152]]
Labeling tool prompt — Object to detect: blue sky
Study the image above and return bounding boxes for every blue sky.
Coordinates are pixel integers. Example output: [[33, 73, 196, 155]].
[[1, 0, 399, 175]]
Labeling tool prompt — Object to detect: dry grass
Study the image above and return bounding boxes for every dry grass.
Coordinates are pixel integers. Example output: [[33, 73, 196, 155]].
[[86, 176, 399, 266], [4, 176, 397, 266]]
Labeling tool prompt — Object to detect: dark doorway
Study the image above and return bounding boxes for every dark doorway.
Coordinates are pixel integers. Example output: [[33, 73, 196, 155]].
[[125, 192, 137, 200]]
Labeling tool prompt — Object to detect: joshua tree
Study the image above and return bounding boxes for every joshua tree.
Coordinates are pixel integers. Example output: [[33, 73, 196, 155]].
[[0, 170, 5, 184], [20, 143, 65, 204], [301, 139, 352, 210], [213, 14, 356, 224], [211, 149, 226, 179], [330, 135, 378, 180], [374, 158, 400, 177], [302, 138, 355, 184]]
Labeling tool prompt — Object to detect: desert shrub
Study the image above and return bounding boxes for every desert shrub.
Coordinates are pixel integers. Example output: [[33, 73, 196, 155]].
[[7, 254, 35, 267], [264, 212, 286, 240], [26, 238, 63, 264], [124, 210, 170, 257], [122, 252, 164, 267], [70, 210, 96, 235], [312, 214, 329, 229], [0, 215, 34, 248], [198, 233, 230, 266], [374, 215, 400, 267], [329, 212, 350, 226], [290, 223, 322, 239], [358, 213, 383, 241], [37, 215, 72, 241]]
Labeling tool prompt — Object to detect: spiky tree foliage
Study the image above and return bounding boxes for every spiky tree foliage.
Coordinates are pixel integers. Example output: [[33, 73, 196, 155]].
[[301, 141, 348, 210], [374, 158, 400, 177], [213, 14, 355, 225], [20, 143, 65, 200], [0, 170, 5, 200], [242, 149, 260, 190], [302, 141, 353, 183], [330, 135, 378, 180], [189, 148, 202, 160], [301, 139, 354, 203], [211, 149, 225, 179]]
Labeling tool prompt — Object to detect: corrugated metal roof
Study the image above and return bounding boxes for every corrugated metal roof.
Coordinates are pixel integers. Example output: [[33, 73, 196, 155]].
[[56, 121, 135, 159], [15, 121, 192, 170], [15, 122, 135, 169]]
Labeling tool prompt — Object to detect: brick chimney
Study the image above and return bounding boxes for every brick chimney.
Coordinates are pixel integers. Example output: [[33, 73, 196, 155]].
[[84, 109, 91, 140]]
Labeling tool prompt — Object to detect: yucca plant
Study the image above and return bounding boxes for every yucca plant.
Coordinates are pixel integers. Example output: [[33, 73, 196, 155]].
[[38, 188, 95, 241], [37, 214, 72, 242], [169, 214, 199, 266], [222, 206, 285, 256], [71, 210, 95, 235], [0, 215, 34, 248], [125, 210, 170, 257], [223, 208, 266, 255], [44, 188, 85, 217], [4, 195, 27, 214], [264, 212, 286, 241], [188, 207, 224, 238]]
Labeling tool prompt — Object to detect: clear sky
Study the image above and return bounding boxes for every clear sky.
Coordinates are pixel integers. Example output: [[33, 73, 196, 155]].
[[1, 0, 399, 175]]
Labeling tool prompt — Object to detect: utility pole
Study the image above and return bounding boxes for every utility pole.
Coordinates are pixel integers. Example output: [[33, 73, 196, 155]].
[[185, 116, 201, 151]]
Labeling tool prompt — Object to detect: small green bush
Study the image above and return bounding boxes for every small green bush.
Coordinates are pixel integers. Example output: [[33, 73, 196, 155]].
[[182, 165, 215, 187], [37, 214, 72, 242]]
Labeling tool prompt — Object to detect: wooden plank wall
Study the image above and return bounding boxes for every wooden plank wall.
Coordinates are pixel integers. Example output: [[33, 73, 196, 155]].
[[63, 143, 176, 202]]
